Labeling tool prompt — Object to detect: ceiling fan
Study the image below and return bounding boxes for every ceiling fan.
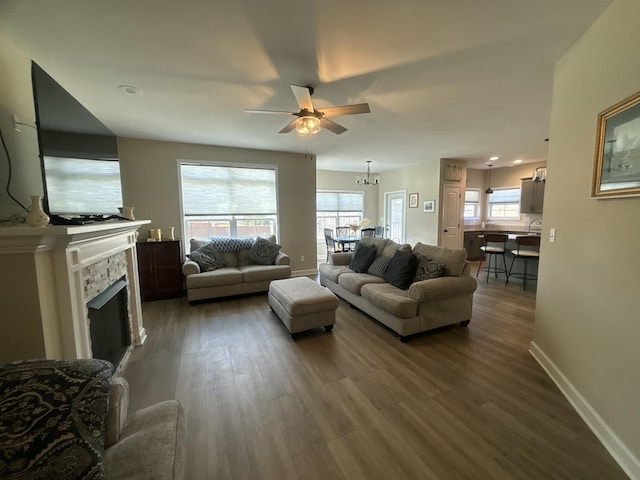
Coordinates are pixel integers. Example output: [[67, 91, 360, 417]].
[[245, 84, 370, 135]]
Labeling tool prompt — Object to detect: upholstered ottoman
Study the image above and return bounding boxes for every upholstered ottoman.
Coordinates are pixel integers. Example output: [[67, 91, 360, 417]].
[[268, 277, 338, 336]]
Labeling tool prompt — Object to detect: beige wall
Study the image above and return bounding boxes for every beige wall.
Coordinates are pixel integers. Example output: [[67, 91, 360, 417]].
[[119, 138, 317, 273], [534, 0, 640, 472], [0, 34, 43, 219]]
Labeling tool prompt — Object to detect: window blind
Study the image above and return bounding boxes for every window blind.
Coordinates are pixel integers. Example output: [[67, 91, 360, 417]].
[[317, 191, 363, 212], [488, 188, 520, 204], [181, 164, 277, 216]]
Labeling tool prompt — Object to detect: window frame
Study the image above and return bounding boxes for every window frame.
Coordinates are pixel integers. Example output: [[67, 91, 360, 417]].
[[179, 161, 279, 246], [486, 186, 521, 221], [463, 188, 481, 221]]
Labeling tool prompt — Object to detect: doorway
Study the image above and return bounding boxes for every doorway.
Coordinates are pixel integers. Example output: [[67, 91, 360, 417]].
[[440, 183, 463, 249], [384, 191, 406, 243]]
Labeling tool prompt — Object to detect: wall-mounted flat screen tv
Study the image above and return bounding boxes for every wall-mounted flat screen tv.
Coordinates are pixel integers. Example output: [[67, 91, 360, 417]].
[[31, 61, 124, 223]]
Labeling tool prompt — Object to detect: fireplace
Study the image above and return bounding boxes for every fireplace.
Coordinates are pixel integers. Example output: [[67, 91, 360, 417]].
[[88, 278, 131, 367], [0, 220, 149, 363]]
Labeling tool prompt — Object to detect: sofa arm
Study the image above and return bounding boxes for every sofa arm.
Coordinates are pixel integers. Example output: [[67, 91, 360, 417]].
[[182, 260, 201, 276], [408, 275, 478, 302], [329, 252, 352, 266], [105, 377, 130, 448], [275, 251, 290, 265]]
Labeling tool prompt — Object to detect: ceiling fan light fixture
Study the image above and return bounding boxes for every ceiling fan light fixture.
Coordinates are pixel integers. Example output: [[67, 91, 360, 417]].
[[295, 116, 321, 135]]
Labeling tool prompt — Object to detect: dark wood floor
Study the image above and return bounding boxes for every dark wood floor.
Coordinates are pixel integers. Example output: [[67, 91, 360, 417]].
[[123, 269, 628, 480]]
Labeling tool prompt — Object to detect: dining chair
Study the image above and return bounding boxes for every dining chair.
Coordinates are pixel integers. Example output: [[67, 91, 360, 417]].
[[476, 233, 509, 283], [374, 226, 384, 238], [335, 226, 350, 237], [360, 227, 375, 237], [323, 228, 343, 261], [506, 235, 540, 291]]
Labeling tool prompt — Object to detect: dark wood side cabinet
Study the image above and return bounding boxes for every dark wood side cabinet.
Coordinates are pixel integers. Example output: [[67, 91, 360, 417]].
[[136, 240, 183, 301]]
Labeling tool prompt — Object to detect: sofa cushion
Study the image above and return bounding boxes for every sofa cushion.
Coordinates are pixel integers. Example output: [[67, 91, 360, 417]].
[[349, 242, 378, 273], [318, 263, 351, 283], [240, 264, 291, 282], [412, 242, 467, 276], [104, 400, 186, 480], [366, 255, 393, 277], [0, 359, 113, 480], [381, 240, 412, 258], [338, 271, 386, 295], [358, 236, 389, 257], [361, 283, 419, 319], [413, 252, 446, 282], [383, 250, 419, 290], [185, 267, 243, 288], [247, 236, 281, 265]]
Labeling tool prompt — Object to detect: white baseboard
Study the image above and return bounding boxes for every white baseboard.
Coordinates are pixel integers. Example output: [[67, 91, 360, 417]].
[[291, 268, 318, 277], [529, 341, 639, 480]]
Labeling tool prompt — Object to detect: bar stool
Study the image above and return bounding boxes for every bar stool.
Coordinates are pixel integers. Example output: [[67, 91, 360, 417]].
[[506, 235, 540, 291], [476, 233, 509, 283]]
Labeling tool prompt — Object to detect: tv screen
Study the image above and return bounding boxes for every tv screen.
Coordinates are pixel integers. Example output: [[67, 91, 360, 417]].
[[42, 156, 123, 215], [31, 61, 124, 222]]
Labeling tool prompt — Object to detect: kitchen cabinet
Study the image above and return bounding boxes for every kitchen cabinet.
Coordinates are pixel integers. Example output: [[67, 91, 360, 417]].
[[464, 231, 484, 260], [137, 240, 183, 301], [520, 178, 545, 214]]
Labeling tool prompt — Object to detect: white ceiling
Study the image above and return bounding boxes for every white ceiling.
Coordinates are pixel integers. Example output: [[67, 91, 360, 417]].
[[1, 0, 611, 172]]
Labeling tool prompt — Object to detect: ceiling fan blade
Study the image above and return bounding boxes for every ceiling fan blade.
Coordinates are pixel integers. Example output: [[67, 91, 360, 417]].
[[290, 85, 314, 112], [279, 118, 298, 134], [321, 118, 347, 135], [245, 109, 296, 115], [318, 103, 370, 117]]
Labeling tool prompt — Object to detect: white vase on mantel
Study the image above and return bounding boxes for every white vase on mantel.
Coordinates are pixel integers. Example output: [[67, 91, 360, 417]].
[[25, 195, 50, 227]]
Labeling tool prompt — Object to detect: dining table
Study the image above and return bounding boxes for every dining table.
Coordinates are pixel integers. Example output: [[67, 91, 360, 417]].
[[335, 235, 359, 252]]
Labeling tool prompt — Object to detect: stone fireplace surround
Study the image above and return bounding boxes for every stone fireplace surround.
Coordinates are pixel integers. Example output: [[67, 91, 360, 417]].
[[0, 221, 150, 365]]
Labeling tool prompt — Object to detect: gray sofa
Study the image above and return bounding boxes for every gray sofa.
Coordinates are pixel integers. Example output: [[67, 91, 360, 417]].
[[319, 237, 478, 341], [182, 235, 291, 303]]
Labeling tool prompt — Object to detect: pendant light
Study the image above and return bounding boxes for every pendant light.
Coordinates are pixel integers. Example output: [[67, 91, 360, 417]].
[[485, 162, 494, 194]]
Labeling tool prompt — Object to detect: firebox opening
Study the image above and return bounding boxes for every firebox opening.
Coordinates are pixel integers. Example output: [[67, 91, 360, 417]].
[[88, 277, 131, 367]]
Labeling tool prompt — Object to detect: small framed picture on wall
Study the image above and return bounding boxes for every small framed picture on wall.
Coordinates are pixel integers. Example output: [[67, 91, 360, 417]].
[[423, 200, 435, 213], [409, 192, 419, 208]]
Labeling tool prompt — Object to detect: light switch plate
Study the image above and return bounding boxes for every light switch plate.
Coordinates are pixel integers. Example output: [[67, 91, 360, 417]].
[[549, 227, 556, 243]]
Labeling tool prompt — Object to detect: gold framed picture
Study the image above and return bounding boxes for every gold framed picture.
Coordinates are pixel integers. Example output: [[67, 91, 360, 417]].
[[592, 90, 640, 198], [409, 192, 419, 208]]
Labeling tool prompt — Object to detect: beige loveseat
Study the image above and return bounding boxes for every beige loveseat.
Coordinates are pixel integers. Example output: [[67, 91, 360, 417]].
[[183, 235, 291, 303], [319, 237, 478, 341]]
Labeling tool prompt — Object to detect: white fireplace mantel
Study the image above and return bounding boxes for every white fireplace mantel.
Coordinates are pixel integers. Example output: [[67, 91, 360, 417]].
[[0, 220, 150, 363]]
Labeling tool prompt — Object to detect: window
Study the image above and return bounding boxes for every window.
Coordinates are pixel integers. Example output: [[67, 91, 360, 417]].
[[487, 187, 521, 220], [464, 189, 480, 220], [316, 190, 363, 241], [180, 163, 277, 244]]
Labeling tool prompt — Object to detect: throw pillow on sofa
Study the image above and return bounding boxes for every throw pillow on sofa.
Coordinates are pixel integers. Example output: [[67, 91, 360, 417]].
[[413, 252, 446, 282], [187, 243, 226, 271], [247, 236, 281, 265], [383, 250, 419, 290], [367, 255, 393, 277], [349, 242, 378, 273]]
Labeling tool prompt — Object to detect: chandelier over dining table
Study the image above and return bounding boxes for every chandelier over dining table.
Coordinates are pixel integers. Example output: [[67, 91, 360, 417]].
[[356, 160, 380, 186]]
